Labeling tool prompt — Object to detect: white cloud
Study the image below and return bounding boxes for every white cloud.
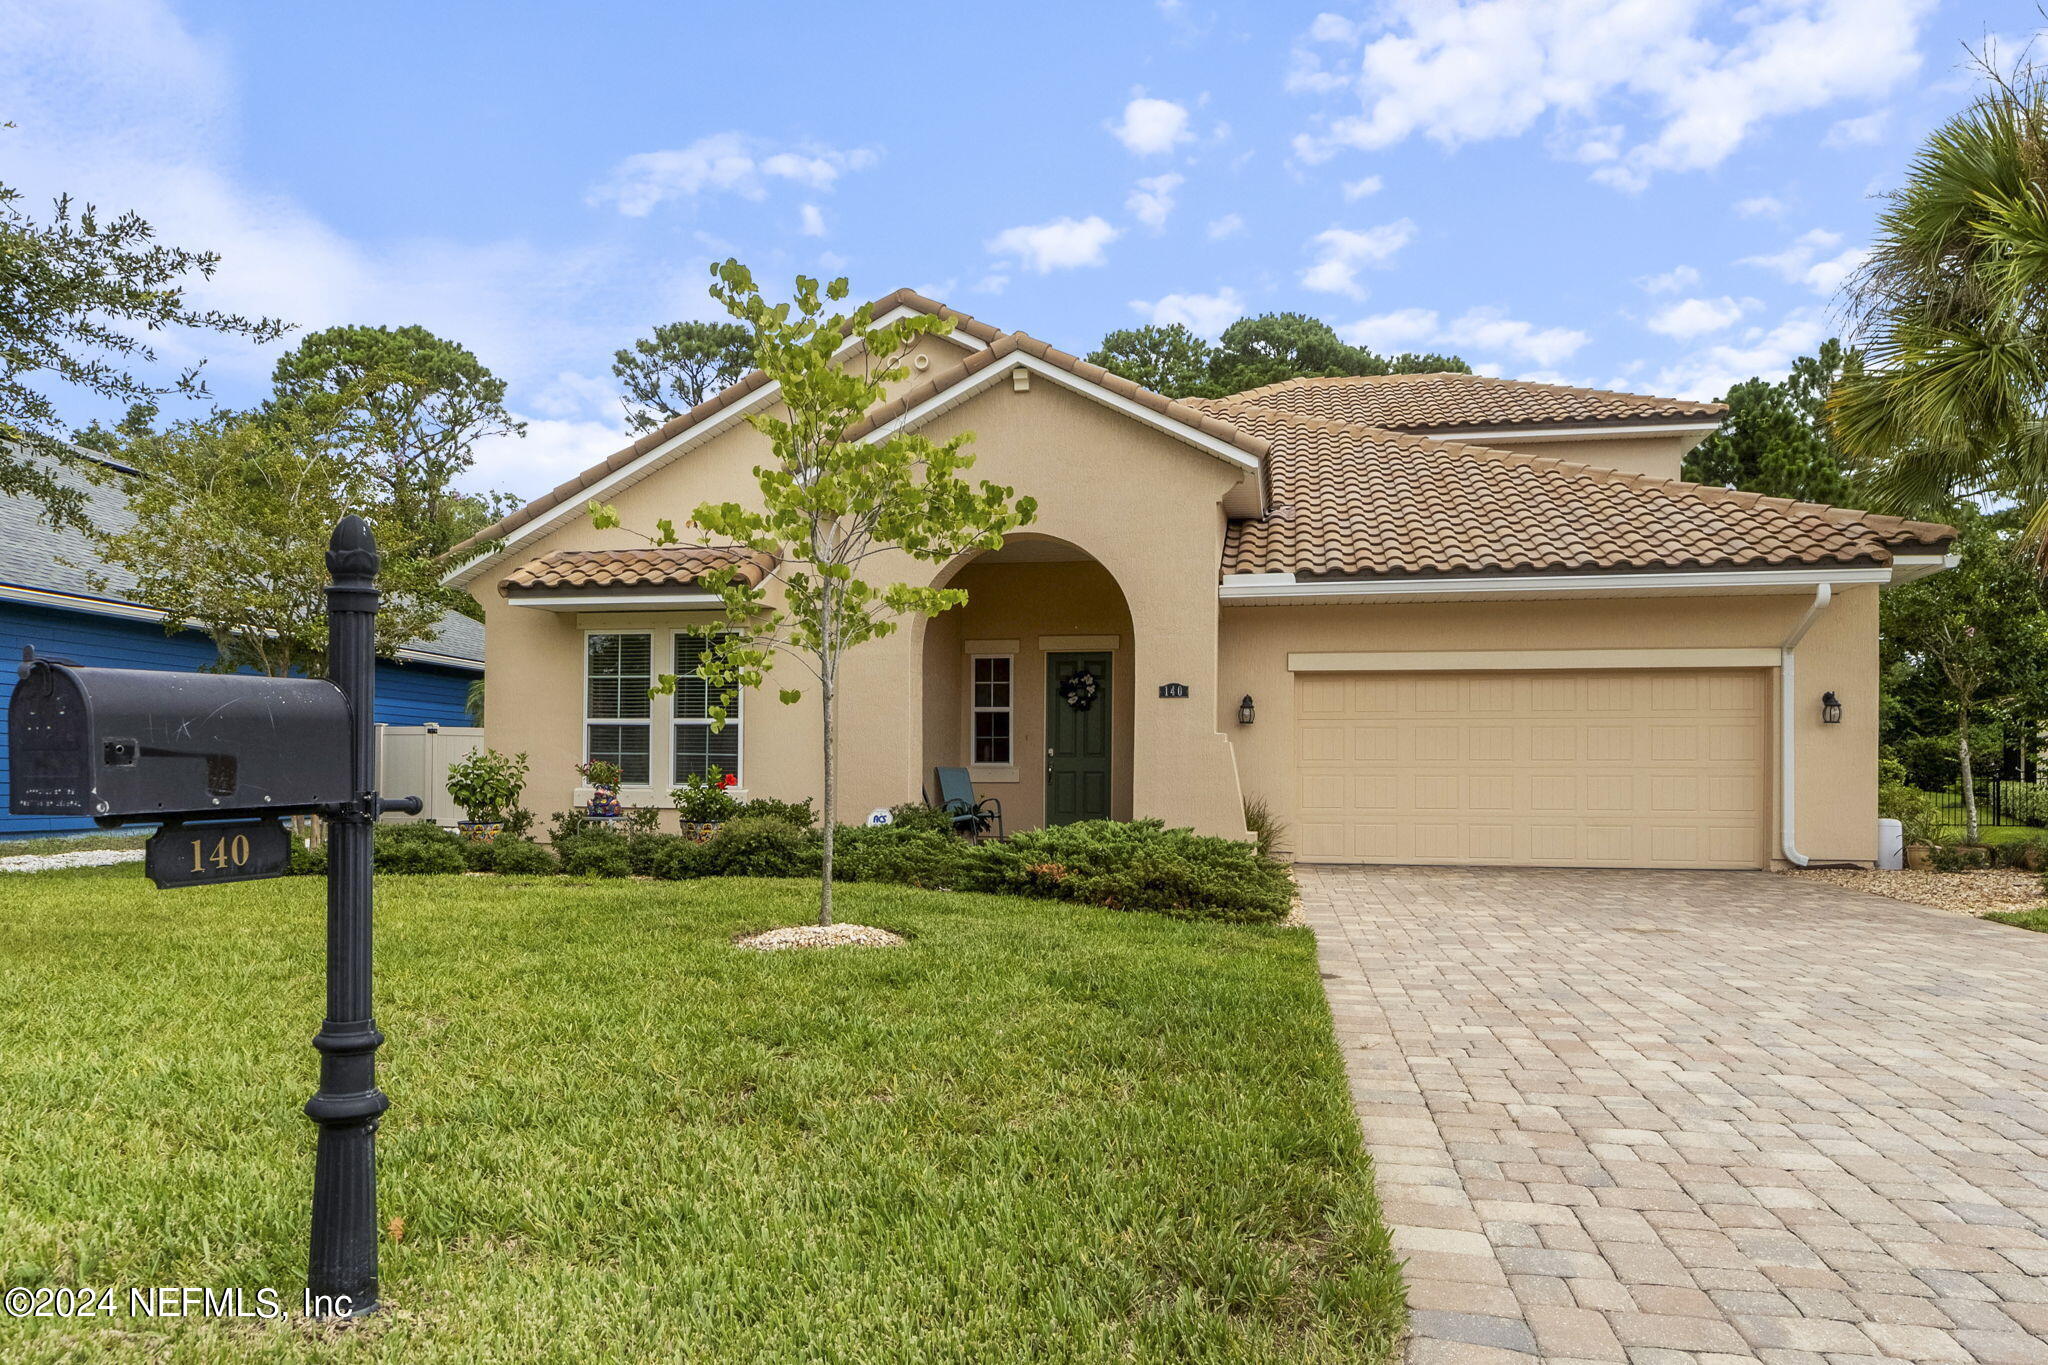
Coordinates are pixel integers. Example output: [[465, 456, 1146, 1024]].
[[1653, 307, 1828, 400], [1129, 287, 1247, 337], [1823, 110, 1888, 147], [1340, 174, 1383, 200], [1636, 264, 1701, 295], [987, 215, 1121, 272], [798, 203, 826, 237], [591, 132, 878, 216], [971, 273, 1011, 295], [1308, 12, 1361, 44], [472, 415, 627, 498], [1126, 173, 1184, 231], [1646, 295, 1755, 340], [1110, 96, 1195, 154], [1339, 304, 1588, 366], [1207, 212, 1246, 240], [1734, 194, 1786, 218], [1300, 220, 1417, 298], [1741, 228, 1868, 295], [1291, 0, 1933, 189]]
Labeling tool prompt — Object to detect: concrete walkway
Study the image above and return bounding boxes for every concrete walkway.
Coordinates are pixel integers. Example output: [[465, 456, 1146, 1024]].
[[1300, 866, 2048, 1364]]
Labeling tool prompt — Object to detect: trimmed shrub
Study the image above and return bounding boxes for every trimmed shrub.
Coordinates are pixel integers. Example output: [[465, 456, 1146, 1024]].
[[373, 823, 470, 875], [649, 838, 711, 880], [462, 836, 499, 872], [833, 825, 985, 889], [559, 832, 633, 877], [288, 840, 328, 877], [548, 810, 594, 847], [2002, 783, 2048, 828], [490, 837, 559, 876], [1929, 844, 1990, 874], [626, 832, 683, 876], [1878, 782, 1944, 848], [980, 820, 1294, 924], [1993, 837, 2048, 870], [884, 802, 955, 835], [736, 796, 818, 829], [701, 816, 816, 878]]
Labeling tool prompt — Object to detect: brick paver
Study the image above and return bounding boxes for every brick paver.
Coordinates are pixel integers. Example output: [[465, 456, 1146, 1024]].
[[1300, 866, 2048, 1363]]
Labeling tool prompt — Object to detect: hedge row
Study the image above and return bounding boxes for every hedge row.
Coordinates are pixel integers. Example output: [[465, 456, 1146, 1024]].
[[290, 810, 1294, 924]]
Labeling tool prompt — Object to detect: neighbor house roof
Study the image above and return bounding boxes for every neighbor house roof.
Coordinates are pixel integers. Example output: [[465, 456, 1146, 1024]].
[[1223, 371, 1727, 434], [0, 445, 483, 667], [500, 546, 775, 593], [1202, 403, 1954, 580]]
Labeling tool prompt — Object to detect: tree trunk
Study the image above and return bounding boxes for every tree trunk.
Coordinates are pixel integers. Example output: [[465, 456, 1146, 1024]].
[[1959, 707, 1979, 845], [819, 668, 835, 928]]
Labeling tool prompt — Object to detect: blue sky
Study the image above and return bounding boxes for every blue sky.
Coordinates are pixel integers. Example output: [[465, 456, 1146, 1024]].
[[3, 0, 2038, 499]]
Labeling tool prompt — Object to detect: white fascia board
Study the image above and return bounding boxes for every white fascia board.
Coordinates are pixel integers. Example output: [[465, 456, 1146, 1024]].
[[863, 351, 1265, 515], [1886, 552, 1959, 584], [1428, 421, 1723, 443], [444, 303, 985, 592], [1218, 566, 1897, 602], [0, 582, 482, 670], [507, 592, 724, 612]]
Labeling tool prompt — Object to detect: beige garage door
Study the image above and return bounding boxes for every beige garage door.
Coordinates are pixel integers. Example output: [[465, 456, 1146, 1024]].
[[1294, 670, 1768, 868]]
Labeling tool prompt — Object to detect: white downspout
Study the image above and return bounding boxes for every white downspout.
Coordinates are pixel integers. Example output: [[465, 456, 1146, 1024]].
[[1778, 584, 1833, 867]]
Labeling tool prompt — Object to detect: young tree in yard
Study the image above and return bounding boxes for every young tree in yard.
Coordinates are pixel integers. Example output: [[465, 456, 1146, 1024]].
[[612, 320, 754, 432], [593, 264, 1037, 927], [1881, 511, 2048, 841], [93, 397, 446, 679], [268, 323, 523, 560], [1, 172, 288, 527]]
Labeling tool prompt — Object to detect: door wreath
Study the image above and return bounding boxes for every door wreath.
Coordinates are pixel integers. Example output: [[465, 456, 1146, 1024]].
[[1058, 669, 1100, 711]]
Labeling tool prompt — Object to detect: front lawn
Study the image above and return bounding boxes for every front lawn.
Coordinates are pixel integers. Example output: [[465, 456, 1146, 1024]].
[[1984, 907, 2048, 933], [0, 866, 1401, 1363]]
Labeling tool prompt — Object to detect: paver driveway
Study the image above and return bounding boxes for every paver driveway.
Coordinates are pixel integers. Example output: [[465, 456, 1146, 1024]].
[[1300, 866, 2048, 1365]]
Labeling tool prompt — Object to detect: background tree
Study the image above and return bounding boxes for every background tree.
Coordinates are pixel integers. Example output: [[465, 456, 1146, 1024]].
[[1684, 340, 1856, 503], [1, 172, 287, 527], [1831, 56, 2048, 546], [93, 396, 447, 679], [593, 263, 1036, 928], [268, 323, 522, 560], [1085, 312, 1468, 399], [613, 319, 754, 432], [1879, 509, 2048, 840]]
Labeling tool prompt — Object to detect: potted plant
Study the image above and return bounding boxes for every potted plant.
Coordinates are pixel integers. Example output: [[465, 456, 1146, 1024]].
[[671, 768, 740, 841], [445, 748, 529, 841], [576, 759, 626, 820]]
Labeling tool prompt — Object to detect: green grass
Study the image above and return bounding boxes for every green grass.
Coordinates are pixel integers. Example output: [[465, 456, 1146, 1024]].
[[1984, 907, 2048, 932], [1935, 823, 2043, 848], [0, 866, 1401, 1364], [0, 831, 150, 858]]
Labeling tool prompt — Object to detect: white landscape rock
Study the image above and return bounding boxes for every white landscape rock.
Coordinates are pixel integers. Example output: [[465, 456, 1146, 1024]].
[[734, 923, 906, 951], [0, 848, 145, 874]]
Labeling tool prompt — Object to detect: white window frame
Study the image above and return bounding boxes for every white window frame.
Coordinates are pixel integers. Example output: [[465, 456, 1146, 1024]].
[[583, 630, 655, 789], [969, 654, 1015, 772], [672, 630, 744, 790]]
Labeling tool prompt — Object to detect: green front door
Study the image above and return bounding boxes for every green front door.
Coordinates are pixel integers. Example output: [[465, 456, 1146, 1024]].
[[1045, 653, 1112, 825]]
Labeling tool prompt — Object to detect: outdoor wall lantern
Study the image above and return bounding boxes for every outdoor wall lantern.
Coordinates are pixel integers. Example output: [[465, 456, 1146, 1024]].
[[1821, 691, 1844, 725], [1238, 694, 1256, 725]]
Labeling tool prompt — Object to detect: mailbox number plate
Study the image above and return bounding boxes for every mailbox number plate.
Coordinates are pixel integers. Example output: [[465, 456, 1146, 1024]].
[[146, 818, 291, 889]]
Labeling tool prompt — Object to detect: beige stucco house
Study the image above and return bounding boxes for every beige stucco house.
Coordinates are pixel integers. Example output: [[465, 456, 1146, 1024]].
[[448, 290, 1955, 870]]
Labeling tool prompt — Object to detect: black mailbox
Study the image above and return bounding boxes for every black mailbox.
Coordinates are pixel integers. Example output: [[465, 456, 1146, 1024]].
[[9, 653, 352, 823]]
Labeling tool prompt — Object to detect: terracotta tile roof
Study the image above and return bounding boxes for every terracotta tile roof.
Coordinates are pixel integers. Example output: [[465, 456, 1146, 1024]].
[[1216, 372, 1727, 433], [447, 288, 1005, 563], [843, 331, 1270, 462], [499, 546, 774, 593], [1206, 404, 1954, 580]]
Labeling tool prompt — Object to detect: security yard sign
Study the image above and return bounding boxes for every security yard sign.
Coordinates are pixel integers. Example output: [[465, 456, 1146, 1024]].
[[7, 516, 417, 1318]]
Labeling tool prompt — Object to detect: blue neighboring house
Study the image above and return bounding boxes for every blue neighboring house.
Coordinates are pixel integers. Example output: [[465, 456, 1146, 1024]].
[[0, 449, 484, 838]]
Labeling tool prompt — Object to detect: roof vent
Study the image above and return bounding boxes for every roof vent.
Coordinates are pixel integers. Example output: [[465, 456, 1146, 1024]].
[[1012, 367, 1030, 392]]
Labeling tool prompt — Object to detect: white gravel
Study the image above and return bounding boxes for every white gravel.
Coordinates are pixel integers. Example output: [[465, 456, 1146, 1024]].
[[1780, 866, 2040, 917], [0, 848, 145, 874], [734, 923, 906, 951]]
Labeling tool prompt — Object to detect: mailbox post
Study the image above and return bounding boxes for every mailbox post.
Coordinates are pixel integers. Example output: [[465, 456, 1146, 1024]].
[[305, 515, 407, 1316], [6, 514, 419, 1319]]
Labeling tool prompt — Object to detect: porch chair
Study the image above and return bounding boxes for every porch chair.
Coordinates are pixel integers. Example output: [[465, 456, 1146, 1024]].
[[932, 766, 1004, 841]]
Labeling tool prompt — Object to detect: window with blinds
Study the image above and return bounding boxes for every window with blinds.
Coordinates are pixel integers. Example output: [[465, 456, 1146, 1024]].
[[674, 633, 741, 785], [585, 632, 652, 785]]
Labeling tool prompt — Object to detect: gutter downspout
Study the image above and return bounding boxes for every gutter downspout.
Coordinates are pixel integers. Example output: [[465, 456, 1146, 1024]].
[[1778, 584, 1833, 868]]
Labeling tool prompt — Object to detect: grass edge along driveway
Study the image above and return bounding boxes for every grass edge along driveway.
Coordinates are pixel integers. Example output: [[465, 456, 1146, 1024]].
[[0, 867, 1404, 1364]]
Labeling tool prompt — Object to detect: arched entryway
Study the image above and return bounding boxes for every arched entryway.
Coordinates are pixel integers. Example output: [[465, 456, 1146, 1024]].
[[917, 535, 1136, 829]]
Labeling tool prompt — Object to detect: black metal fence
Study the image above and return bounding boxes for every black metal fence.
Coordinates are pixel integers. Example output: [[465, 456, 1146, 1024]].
[[1933, 780, 2036, 829]]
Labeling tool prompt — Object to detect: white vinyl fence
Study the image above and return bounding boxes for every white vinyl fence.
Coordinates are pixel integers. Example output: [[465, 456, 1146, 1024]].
[[376, 724, 484, 826]]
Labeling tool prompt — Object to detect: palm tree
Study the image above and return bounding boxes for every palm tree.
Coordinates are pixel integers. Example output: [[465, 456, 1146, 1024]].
[[1831, 59, 2048, 548]]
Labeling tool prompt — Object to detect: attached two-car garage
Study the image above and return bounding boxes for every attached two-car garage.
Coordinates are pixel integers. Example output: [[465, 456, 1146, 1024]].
[[1292, 668, 1769, 869]]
